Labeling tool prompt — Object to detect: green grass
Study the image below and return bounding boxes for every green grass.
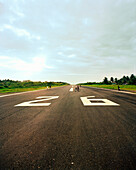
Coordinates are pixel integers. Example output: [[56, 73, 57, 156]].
[[83, 84, 136, 92], [0, 85, 65, 94]]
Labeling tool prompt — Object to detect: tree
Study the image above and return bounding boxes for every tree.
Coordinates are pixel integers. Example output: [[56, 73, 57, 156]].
[[115, 78, 118, 84], [129, 74, 136, 85], [103, 77, 108, 84], [110, 77, 114, 83], [122, 76, 127, 84], [130, 74, 135, 80], [126, 76, 129, 82]]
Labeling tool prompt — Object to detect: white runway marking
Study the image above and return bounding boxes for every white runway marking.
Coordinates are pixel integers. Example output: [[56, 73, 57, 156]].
[[80, 96, 119, 106], [69, 88, 74, 92], [15, 96, 59, 107]]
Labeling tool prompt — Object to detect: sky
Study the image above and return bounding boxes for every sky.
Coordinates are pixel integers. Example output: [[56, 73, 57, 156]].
[[0, 0, 136, 84]]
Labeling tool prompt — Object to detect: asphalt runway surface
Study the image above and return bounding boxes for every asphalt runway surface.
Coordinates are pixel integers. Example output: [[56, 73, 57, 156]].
[[0, 85, 136, 169]]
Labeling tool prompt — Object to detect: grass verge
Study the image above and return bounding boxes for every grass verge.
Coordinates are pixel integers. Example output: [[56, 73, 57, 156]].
[[83, 85, 136, 93], [0, 85, 65, 94]]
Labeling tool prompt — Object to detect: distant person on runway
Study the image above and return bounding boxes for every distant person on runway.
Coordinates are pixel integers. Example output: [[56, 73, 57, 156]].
[[77, 85, 79, 92], [75, 85, 77, 92], [118, 85, 120, 91], [75, 85, 79, 92]]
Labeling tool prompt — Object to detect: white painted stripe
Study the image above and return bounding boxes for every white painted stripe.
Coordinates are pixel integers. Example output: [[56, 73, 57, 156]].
[[69, 88, 73, 92]]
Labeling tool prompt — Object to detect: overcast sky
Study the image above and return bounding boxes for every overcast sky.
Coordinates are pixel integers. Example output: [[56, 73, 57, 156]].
[[0, 0, 136, 83]]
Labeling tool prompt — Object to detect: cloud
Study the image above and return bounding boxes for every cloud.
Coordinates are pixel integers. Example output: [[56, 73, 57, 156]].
[[0, 55, 53, 73], [3, 24, 41, 40], [67, 54, 76, 58], [0, 0, 136, 83]]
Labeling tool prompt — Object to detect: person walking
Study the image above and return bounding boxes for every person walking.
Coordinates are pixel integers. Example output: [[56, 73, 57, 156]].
[[77, 85, 79, 92], [75, 85, 77, 92]]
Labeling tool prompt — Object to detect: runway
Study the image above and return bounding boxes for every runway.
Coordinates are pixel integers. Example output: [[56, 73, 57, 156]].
[[0, 85, 136, 169]]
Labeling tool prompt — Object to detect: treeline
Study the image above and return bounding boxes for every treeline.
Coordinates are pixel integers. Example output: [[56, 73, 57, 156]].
[[0, 79, 69, 89], [80, 74, 136, 85], [103, 74, 136, 85]]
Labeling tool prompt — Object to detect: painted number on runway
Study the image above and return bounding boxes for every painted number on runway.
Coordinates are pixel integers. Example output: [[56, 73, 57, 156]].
[[80, 96, 119, 106], [15, 96, 59, 107]]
